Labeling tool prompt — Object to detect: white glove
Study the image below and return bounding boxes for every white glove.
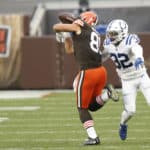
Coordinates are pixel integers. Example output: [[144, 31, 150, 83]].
[[56, 32, 71, 43]]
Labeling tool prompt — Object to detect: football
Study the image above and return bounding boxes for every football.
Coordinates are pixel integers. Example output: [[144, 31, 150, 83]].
[[58, 13, 76, 24]]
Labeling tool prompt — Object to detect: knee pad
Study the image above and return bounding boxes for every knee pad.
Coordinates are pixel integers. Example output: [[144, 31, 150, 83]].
[[88, 100, 103, 112]]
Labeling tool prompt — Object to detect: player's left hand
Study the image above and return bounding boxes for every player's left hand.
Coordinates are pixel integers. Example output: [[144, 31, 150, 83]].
[[134, 57, 144, 69], [56, 32, 71, 43], [56, 32, 65, 43]]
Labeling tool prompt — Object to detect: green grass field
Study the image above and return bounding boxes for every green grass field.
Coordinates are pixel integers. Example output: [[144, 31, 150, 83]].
[[0, 91, 150, 150]]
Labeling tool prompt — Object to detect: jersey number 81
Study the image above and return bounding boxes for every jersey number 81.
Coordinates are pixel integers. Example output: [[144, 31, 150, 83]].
[[90, 31, 101, 54]]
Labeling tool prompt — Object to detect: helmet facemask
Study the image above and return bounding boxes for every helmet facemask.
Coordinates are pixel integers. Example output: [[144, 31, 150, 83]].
[[107, 30, 124, 44]]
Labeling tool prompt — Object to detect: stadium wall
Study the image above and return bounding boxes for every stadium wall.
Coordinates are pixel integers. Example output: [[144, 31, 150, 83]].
[[1, 6, 150, 89], [0, 15, 25, 89], [18, 33, 150, 89]]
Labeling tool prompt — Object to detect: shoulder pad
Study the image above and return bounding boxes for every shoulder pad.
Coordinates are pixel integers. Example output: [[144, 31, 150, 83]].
[[125, 34, 140, 45]]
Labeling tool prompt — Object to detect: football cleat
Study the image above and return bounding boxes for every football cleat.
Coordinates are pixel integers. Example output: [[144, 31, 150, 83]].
[[84, 137, 100, 146], [119, 124, 128, 140], [106, 84, 119, 102]]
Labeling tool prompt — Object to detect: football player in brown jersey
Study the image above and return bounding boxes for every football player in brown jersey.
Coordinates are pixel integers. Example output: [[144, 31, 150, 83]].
[[53, 11, 119, 145]]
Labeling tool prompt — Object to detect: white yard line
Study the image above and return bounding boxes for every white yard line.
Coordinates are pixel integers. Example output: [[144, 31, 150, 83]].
[[0, 130, 117, 134], [0, 145, 149, 150], [0, 149, 25, 150], [1, 123, 150, 127], [1, 137, 150, 142], [0, 90, 73, 99], [0, 106, 40, 111], [0, 148, 64, 150], [0, 117, 9, 122], [0, 90, 51, 99]]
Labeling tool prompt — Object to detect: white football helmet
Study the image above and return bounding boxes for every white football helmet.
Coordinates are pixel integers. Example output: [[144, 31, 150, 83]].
[[106, 19, 128, 44]]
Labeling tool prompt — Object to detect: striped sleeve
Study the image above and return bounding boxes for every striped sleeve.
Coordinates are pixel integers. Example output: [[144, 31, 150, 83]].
[[125, 34, 140, 45]]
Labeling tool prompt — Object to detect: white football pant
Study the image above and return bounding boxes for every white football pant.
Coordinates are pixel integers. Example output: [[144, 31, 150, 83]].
[[120, 72, 150, 124]]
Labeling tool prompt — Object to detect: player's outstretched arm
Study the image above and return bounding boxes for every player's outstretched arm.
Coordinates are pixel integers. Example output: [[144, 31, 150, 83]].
[[53, 23, 80, 33]]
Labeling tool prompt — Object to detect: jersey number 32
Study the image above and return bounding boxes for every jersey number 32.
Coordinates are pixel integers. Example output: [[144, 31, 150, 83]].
[[111, 53, 133, 69]]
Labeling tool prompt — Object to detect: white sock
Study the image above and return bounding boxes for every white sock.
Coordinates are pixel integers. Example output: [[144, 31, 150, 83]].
[[86, 127, 97, 139], [120, 110, 132, 124]]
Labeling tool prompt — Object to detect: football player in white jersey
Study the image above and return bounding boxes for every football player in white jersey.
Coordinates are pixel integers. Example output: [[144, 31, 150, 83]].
[[102, 19, 150, 140]]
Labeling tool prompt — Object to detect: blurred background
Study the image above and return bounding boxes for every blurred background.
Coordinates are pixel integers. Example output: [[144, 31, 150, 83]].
[[0, 0, 150, 89]]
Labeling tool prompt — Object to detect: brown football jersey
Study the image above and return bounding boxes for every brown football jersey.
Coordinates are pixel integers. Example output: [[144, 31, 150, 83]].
[[72, 22, 102, 70]]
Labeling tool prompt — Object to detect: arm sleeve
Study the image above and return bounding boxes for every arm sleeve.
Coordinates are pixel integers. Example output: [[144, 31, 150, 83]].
[[131, 44, 144, 59], [129, 34, 143, 59]]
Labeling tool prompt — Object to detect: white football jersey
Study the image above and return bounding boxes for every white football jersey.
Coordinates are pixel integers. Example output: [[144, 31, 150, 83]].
[[103, 34, 146, 80]]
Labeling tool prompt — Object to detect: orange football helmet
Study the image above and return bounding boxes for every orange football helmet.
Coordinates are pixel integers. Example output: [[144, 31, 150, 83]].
[[80, 11, 98, 26]]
